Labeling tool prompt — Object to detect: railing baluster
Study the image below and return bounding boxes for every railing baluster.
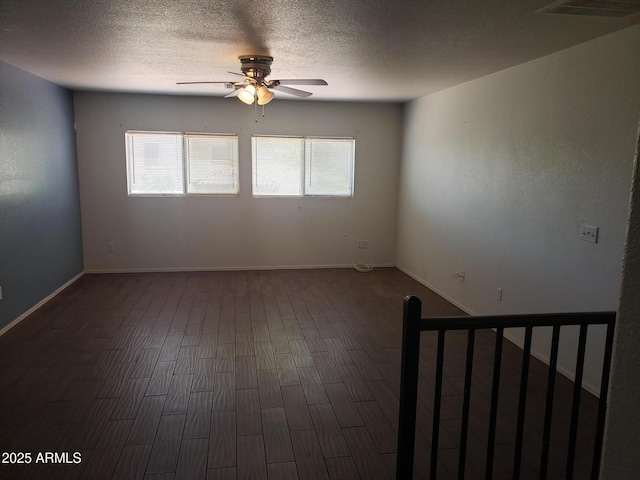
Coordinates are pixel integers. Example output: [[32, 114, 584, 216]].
[[592, 320, 616, 480], [396, 295, 422, 480], [431, 328, 446, 479], [540, 324, 561, 479], [513, 325, 533, 479], [458, 328, 476, 479], [566, 323, 589, 479], [485, 327, 504, 480]]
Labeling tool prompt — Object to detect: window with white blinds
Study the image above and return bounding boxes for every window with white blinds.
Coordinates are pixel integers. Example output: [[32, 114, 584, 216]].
[[185, 134, 238, 194], [304, 138, 355, 196], [252, 136, 355, 197], [125, 131, 239, 196], [126, 132, 184, 195]]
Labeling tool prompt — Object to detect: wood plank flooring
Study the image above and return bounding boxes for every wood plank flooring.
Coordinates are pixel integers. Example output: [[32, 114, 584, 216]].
[[0, 268, 599, 479]]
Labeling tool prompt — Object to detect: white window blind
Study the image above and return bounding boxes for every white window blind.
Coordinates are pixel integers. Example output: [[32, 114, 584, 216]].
[[252, 136, 354, 197], [126, 131, 238, 196], [186, 134, 238, 194], [305, 138, 354, 196], [126, 132, 184, 195], [252, 136, 304, 196]]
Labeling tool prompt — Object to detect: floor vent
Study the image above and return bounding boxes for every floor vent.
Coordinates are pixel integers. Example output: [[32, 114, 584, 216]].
[[540, 0, 640, 17]]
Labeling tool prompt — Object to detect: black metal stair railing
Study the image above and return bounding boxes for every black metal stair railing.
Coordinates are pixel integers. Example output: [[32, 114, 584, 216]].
[[395, 295, 616, 480]]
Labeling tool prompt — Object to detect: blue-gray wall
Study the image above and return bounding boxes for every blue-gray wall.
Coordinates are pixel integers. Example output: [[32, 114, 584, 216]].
[[0, 61, 84, 330]]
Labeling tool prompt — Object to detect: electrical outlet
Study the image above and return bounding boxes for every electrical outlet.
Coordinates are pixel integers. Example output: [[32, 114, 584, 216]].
[[580, 224, 599, 244], [497, 288, 503, 302], [107, 242, 116, 253], [452, 271, 465, 282], [357, 240, 368, 249]]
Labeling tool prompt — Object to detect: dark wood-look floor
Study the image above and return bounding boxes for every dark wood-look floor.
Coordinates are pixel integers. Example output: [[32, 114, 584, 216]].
[[0, 268, 599, 479]]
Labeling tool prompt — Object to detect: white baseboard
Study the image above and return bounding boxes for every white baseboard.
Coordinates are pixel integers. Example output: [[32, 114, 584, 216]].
[[502, 330, 600, 397], [85, 263, 396, 274], [395, 265, 477, 315], [0, 271, 85, 337]]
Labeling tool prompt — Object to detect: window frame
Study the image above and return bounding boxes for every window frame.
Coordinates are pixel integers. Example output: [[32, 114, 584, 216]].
[[125, 130, 239, 197], [251, 135, 355, 198]]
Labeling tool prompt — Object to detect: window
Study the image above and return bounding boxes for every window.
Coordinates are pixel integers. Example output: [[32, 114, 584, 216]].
[[304, 138, 355, 196], [252, 136, 355, 197], [185, 134, 238, 195], [126, 131, 238, 195]]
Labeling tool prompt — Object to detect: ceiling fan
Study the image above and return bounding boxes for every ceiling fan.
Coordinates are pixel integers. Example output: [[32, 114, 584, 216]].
[[177, 55, 328, 106]]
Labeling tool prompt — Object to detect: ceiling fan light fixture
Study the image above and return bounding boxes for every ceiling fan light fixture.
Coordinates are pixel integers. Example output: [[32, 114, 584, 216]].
[[177, 56, 327, 113], [257, 85, 275, 105], [237, 84, 256, 104]]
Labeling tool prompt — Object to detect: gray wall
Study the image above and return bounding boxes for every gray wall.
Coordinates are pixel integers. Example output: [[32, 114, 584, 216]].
[[74, 93, 401, 272], [396, 26, 640, 393], [0, 62, 84, 330]]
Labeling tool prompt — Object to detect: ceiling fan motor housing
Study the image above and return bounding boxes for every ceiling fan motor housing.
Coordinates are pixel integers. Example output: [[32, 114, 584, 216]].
[[239, 55, 273, 81]]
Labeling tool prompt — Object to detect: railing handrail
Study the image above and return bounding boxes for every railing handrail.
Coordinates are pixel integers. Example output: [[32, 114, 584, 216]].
[[418, 310, 615, 331]]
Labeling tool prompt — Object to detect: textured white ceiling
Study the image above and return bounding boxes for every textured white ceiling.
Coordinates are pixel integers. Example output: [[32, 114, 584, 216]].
[[1, 0, 638, 102]]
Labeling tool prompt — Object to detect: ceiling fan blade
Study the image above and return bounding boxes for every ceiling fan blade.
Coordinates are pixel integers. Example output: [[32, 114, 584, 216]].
[[271, 84, 313, 98], [224, 89, 242, 98], [272, 79, 328, 86], [176, 81, 233, 85], [227, 71, 257, 82]]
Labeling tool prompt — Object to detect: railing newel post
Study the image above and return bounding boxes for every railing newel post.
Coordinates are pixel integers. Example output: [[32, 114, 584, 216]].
[[396, 295, 422, 480]]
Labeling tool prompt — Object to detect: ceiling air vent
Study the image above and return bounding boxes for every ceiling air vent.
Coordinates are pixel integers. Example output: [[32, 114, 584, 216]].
[[541, 0, 640, 17]]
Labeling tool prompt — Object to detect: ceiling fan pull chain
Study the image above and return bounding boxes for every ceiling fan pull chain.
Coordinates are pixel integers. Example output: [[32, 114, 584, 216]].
[[254, 95, 258, 122]]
